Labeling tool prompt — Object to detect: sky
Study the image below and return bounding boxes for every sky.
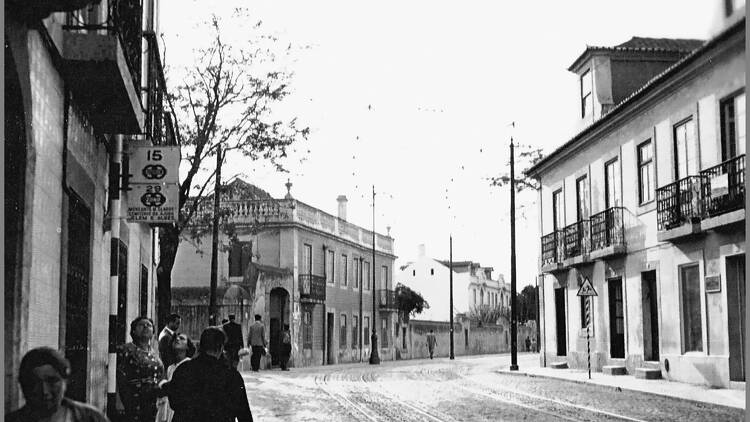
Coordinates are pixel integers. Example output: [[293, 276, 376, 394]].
[[160, 1, 718, 289]]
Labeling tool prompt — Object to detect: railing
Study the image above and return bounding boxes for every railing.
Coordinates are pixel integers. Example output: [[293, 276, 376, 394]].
[[590, 207, 625, 252], [541, 231, 564, 265], [378, 289, 397, 310], [656, 176, 704, 231], [563, 220, 589, 258], [143, 31, 176, 146], [299, 274, 326, 302], [701, 154, 745, 217]]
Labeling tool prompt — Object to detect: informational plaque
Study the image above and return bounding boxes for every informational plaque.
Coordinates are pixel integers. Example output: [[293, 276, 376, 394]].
[[711, 174, 729, 197], [705, 275, 721, 293], [127, 183, 179, 223]]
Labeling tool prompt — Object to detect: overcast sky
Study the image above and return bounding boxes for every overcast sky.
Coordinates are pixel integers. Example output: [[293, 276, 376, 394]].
[[160, 1, 718, 288]]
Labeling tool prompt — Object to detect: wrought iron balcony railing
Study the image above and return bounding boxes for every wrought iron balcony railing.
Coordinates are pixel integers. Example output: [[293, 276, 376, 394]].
[[143, 31, 176, 146], [378, 289, 397, 310], [541, 230, 565, 266], [701, 154, 745, 218], [299, 274, 326, 303], [590, 207, 625, 252], [656, 176, 704, 231], [564, 220, 589, 259]]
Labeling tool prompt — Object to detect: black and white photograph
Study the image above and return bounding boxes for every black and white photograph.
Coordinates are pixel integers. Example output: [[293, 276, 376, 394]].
[[4, 0, 747, 420]]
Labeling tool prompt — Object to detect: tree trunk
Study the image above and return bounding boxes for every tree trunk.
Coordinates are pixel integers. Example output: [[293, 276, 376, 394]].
[[156, 225, 180, 330]]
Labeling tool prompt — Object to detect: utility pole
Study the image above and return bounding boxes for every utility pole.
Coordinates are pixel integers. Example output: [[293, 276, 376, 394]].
[[510, 138, 519, 371], [369, 185, 380, 364], [208, 144, 222, 327], [449, 234, 455, 359], [359, 257, 364, 362]]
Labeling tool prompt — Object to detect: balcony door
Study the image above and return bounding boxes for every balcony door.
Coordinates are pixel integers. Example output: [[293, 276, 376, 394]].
[[552, 189, 564, 231], [720, 91, 746, 161], [674, 118, 696, 180], [605, 159, 620, 209], [303, 244, 312, 275]]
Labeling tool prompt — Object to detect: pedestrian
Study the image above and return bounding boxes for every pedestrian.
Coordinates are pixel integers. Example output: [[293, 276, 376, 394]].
[[158, 313, 181, 368], [6, 347, 110, 422], [525, 335, 531, 352], [222, 314, 244, 370], [247, 314, 266, 372], [156, 333, 195, 422], [162, 327, 253, 422], [279, 324, 292, 371], [117, 316, 165, 422], [426, 329, 437, 359]]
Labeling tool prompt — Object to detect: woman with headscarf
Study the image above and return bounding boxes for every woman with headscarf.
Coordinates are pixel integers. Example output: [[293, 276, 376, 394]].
[[117, 316, 165, 422]]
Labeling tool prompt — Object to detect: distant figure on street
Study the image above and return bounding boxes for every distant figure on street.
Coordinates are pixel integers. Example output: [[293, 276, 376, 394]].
[[156, 333, 195, 422], [158, 313, 181, 368], [117, 317, 165, 422], [6, 347, 109, 422], [426, 330, 437, 359], [279, 324, 292, 371], [222, 314, 244, 369], [163, 327, 253, 422], [525, 335, 531, 352], [247, 314, 266, 372]]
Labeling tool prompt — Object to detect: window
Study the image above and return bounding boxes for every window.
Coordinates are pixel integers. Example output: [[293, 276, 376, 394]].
[[725, 0, 746, 16], [326, 250, 335, 284], [381, 317, 389, 347], [473, 289, 477, 305], [580, 69, 593, 118], [364, 317, 370, 345], [638, 140, 654, 204], [228, 241, 252, 277], [604, 159, 620, 209], [680, 264, 703, 352], [352, 315, 358, 348], [580, 296, 591, 328], [552, 189, 564, 231], [303, 308, 313, 349], [674, 118, 696, 180], [413, 269, 416, 276], [363, 261, 371, 290], [576, 175, 589, 220], [341, 254, 348, 287], [353, 258, 360, 289], [720, 91, 746, 161], [430, 268, 434, 275], [381, 266, 388, 290], [340, 314, 347, 348], [303, 244, 312, 275]]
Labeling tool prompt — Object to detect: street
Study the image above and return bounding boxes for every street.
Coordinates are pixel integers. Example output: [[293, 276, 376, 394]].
[[242, 354, 743, 422]]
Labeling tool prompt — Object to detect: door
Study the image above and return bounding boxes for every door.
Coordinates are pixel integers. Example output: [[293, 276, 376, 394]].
[[554, 287, 567, 356], [727, 255, 745, 381], [65, 194, 91, 401], [641, 271, 659, 361], [269, 287, 288, 366], [326, 313, 334, 364], [608, 278, 625, 359], [269, 318, 280, 366]]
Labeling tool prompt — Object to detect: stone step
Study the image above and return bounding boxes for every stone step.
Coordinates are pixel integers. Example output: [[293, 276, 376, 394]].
[[550, 361, 568, 369], [635, 368, 662, 379], [602, 365, 627, 375], [641, 361, 661, 370]]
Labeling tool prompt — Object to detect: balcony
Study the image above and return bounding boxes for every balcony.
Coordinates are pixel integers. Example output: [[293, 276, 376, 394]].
[[656, 176, 704, 242], [299, 274, 326, 303], [378, 289, 397, 311], [541, 231, 565, 272], [700, 154, 745, 231], [143, 31, 176, 145], [562, 220, 590, 267], [590, 207, 626, 260]]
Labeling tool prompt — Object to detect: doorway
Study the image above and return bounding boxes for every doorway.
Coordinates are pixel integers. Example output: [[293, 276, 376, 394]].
[[269, 288, 289, 367], [608, 277, 625, 359], [326, 313, 335, 364], [554, 287, 567, 356], [727, 254, 745, 381], [641, 271, 659, 361]]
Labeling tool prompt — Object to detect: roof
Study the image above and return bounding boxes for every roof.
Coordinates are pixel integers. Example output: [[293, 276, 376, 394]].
[[567, 36, 704, 71], [528, 19, 744, 178]]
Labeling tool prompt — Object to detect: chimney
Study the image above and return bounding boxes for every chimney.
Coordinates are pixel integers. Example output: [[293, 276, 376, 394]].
[[337, 195, 347, 220], [418, 244, 426, 258]]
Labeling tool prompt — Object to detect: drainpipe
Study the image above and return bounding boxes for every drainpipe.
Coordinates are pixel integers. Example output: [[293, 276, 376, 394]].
[[106, 134, 123, 419]]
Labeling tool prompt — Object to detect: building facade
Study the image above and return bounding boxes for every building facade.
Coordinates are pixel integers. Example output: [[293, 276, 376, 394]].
[[527, 7, 745, 388], [172, 181, 399, 367], [6, 0, 172, 412]]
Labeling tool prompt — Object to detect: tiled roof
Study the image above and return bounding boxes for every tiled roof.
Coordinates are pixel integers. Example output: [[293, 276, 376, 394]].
[[612, 36, 704, 52]]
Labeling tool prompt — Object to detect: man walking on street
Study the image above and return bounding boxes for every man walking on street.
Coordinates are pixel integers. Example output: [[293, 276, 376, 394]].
[[426, 329, 437, 359], [248, 314, 266, 372], [158, 313, 181, 368], [279, 324, 292, 371], [222, 314, 244, 369]]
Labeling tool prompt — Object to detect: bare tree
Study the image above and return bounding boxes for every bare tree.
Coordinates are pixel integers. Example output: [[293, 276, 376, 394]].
[[157, 13, 309, 326]]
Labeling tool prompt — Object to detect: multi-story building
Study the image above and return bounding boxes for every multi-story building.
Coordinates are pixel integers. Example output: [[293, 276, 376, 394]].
[[527, 5, 745, 388], [6, 0, 173, 413], [171, 180, 399, 366], [397, 245, 509, 322]]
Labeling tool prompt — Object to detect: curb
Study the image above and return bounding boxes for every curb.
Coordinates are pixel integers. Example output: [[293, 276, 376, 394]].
[[494, 370, 745, 410]]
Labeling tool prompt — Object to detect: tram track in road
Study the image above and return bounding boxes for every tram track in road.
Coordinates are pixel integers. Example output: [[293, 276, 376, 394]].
[[314, 374, 379, 421]]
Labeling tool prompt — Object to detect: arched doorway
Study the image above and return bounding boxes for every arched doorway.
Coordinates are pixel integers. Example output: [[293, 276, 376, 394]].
[[269, 287, 290, 366]]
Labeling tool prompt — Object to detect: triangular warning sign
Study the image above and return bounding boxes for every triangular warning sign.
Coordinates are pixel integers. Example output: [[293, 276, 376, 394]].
[[577, 278, 598, 296]]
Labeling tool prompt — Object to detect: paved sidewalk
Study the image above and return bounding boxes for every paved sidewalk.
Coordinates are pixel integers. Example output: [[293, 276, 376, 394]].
[[497, 355, 745, 409]]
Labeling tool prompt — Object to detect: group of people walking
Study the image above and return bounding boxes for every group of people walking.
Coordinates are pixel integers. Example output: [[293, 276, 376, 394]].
[[6, 312, 292, 422]]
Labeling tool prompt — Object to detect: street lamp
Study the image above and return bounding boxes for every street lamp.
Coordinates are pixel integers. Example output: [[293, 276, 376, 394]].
[[369, 185, 380, 364]]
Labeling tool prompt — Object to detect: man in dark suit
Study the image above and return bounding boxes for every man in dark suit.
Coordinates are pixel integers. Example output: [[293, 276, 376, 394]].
[[222, 314, 244, 369], [162, 327, 253, 422], [247, 314, 266, 372], [158, 313, 181, 367]]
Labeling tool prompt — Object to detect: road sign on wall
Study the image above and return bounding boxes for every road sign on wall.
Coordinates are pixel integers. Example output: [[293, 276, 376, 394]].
[[126, 183, 179, 223], [576, 277, 598, 297], [128, 146, 180, 184]]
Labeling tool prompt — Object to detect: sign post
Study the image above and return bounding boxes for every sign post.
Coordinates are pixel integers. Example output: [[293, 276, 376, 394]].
[[577, 277, 597, 379]]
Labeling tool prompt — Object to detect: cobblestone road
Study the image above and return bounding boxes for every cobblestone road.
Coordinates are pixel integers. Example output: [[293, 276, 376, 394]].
[[242, 354, 744, 421]]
